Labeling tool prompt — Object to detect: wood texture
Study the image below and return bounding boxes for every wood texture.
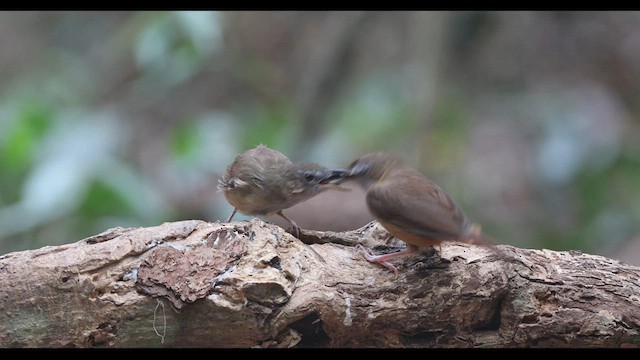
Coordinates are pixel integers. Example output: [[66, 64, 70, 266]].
[[0, 219, 639, 348]]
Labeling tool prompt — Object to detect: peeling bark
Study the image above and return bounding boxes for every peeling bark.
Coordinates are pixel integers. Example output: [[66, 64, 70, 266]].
[[0, 219, 639, 348]]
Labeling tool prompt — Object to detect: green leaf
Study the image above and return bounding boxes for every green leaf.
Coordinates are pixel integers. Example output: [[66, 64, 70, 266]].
[[0, 103, 52, 173], [78, 179, 135, 218], [170, 121, 200, 162]]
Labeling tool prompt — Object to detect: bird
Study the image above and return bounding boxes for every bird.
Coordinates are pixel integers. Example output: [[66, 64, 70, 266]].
[[217, 144, 349, 237], [331, 152, 487, 275]]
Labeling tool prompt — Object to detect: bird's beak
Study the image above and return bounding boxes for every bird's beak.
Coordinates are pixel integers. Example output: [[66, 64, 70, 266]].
[[348, 162, 370, 177], [318, 168, 351, 187]]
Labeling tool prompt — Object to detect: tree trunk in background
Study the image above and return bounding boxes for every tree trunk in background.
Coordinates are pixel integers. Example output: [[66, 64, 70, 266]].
[[0, 219, 639, 348]]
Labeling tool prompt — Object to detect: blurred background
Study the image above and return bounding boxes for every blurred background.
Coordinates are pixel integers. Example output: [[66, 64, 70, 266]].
[[1, 11, 640, 265]]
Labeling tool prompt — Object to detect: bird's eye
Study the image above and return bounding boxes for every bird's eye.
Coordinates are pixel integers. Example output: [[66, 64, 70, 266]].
[[304, 173, 316, 182]]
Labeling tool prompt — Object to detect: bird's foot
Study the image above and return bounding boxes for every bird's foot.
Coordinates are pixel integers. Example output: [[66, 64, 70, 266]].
[[286, 225, 301, 239], [355, 244, 399, 276], [277, 211, 301, 238]]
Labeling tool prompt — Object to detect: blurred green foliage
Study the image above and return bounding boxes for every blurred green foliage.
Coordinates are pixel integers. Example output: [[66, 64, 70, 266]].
[[1, 11, 640, 264], [1, 102, 51, 175], [241, 103, 296, 154]]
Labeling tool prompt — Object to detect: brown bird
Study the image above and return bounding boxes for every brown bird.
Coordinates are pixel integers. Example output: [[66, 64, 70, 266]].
[[217, 145, 348, 236], [333, 152, 486, 274]]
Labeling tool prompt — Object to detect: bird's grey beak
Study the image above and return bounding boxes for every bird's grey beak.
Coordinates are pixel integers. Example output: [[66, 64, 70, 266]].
[[349, 162, 370, 177], [319, 168, 351, 185]]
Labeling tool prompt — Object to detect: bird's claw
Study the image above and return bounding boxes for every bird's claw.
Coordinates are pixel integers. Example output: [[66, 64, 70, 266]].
[[286, 225, 301, 238], [355, 244, 399, 276]]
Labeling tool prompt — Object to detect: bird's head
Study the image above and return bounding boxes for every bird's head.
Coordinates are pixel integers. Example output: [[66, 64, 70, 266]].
[[281, 163, 351, 198], [325, 152, 405, 190]]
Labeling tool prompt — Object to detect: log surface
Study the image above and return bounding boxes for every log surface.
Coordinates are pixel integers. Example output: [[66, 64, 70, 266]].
[[0, 219, 639, 348]]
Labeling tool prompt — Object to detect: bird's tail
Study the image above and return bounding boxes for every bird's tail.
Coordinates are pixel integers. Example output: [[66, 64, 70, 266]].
[[464, 223, 495, 247], [464, 223, 525, 266]]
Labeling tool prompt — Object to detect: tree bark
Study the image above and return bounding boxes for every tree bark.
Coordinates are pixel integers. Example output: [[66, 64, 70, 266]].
[[0, 219, 639, 348]]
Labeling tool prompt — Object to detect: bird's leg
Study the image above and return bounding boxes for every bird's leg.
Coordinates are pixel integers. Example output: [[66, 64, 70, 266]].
[[276, 210, 301, 238], [355, 244, 419, 276], [226, 208, 238, 222]]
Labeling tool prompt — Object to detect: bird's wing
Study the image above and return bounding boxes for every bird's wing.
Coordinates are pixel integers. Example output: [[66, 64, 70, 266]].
[[220, 147, 291, 189], [366, 174, 469, 240]]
